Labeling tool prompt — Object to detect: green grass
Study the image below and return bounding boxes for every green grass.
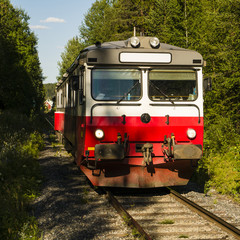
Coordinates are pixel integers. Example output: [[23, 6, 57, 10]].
[[0, 111, 45, 239], [178, 234, 189, 238], [159, 219, 175, 224]]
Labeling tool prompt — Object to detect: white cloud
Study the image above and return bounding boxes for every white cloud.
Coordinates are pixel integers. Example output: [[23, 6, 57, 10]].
[[40, 17, 65, 23], [30, 25, 49, 30], [56, 46, 64, 50]]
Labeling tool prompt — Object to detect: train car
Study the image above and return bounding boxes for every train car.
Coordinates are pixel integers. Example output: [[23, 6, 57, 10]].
[[54, 36, 211, 188]]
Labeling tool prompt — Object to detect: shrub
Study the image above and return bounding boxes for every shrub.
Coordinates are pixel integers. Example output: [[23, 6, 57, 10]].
[[206, 145, 240, 199], [197, 116, 240, 201], [0, 111, 43, 239]]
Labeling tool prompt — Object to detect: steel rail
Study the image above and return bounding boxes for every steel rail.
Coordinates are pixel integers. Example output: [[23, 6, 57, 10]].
[[106, 190, 152, 240], [168, 188, 240, 240], [45, 116, 54, 129]]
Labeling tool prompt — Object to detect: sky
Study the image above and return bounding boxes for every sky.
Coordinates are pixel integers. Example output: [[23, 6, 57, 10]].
[[10, 0, 96, 84]]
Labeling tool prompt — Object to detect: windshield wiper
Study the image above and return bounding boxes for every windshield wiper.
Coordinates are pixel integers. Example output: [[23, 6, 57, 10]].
[[117, 81, 140, 104], [149, 81, 174, 104]]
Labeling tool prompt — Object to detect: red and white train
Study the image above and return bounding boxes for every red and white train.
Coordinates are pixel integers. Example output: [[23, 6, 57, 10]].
[[54, 36, 211, 188]]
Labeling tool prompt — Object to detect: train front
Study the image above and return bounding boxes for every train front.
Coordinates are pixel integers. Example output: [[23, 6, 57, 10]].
[[79, 36, 204, 188]]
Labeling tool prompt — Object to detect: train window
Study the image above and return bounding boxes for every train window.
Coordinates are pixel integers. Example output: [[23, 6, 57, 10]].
[[92, 69, 141, 101], [79, 69, 85, 105], [65, 83, 68, 107], [149, 70, 197, 101], [60, 91, 63, 106], [68, 80, 71, 107], [57, 94, 59, 107]]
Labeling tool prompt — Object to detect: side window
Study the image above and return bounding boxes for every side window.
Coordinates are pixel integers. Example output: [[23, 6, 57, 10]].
[[71, 75, 79, 107], [68, 80, 71, 107], [57, 88, 63, 108], [63, 84, 66, 108], [79, 69, 85, 105], [57, 92, 60, 107]]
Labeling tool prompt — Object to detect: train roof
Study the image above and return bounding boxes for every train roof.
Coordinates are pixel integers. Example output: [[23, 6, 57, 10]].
[[57, 36, 203, 88], [83, 38, 186, 52], [79, 36, 203, 67]]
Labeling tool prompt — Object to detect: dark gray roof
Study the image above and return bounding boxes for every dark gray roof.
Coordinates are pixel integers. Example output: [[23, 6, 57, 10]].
[[83, 37, 188, 52]]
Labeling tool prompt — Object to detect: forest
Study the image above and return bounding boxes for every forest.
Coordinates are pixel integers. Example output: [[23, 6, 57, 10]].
[[58, 0, 240, 198], [0, 0, 239, 238]]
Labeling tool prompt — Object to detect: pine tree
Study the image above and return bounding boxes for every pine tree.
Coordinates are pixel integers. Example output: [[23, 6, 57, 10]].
[[147, 0, 185, 46], [79, 0, 115, 45], [111, 0, 154, 39]]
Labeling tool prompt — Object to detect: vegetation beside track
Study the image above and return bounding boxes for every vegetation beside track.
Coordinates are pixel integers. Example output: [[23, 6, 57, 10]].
[[197, 116, 240, 201], [0, 111, 48, 240]]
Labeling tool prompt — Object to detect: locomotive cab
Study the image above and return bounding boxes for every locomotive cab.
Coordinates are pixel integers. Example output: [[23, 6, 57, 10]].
[[55, 36, 204, 188]]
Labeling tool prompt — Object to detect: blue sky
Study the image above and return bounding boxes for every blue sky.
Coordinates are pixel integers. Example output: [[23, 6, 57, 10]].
[[11, 0, 96, 84]]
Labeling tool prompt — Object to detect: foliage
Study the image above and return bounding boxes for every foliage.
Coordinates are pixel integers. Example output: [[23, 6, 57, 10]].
[[110, 0, 155, 39], [0, 111, 44, 239], [206, 145, 240, 198], [57, 36, 86, 81], [146, 0, 185, 46], [198, 116, 240, 200], [79, 0, 116, 45], [0, 0, 44, 115], [79, 0, 154, 45], [44, 83, 56, 100]]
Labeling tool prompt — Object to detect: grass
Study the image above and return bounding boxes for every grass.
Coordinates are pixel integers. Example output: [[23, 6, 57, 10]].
[[0, 111, 46, 239], [159, 219, 175, 224], [178, 234, 189, 238]]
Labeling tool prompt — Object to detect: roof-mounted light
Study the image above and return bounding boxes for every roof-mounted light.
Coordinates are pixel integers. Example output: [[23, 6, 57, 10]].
[[149, 37, 160, 48], [130, 37, 140, 48], [63, 73, 69, 78]]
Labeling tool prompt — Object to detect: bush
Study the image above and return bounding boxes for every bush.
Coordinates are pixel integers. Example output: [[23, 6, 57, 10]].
[[204, 115, 239, 155], [0, 111, 43, 239], [205, 145, 240, 199], [197, 116, 240, 201]]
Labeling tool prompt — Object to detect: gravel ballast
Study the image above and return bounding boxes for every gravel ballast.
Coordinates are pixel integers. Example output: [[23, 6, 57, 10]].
[[33, 140, 134, 240], [33, 138, 240, 239]]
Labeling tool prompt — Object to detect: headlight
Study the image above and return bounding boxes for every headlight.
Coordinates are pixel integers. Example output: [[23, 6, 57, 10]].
[[149, 37, 160, 48], [187, 128, 196, 139], [95, 129, 104, 139], [130, 37, 140, 48]]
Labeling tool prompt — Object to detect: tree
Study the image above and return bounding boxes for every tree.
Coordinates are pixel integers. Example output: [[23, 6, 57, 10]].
[[79, 0, 115, 45], [44, 83, 56, 100], [0, 0, 44, 114], [197, 0, 240, 129], [57, 36, 86, 80], [111, 0, 154, 39], [146, 0, 185, 46], [79, 0, 154, 44]]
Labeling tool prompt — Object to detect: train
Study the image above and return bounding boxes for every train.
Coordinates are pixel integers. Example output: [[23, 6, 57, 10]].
[[54, 36, 211, 188]]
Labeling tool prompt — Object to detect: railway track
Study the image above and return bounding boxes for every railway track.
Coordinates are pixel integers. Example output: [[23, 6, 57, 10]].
[[44, 118, 239, 239], [106, 188, 240, 240]]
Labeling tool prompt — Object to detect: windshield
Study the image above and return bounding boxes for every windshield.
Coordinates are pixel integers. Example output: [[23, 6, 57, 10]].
[[92, 69, 141, 101], [149, 70, 197, 101]]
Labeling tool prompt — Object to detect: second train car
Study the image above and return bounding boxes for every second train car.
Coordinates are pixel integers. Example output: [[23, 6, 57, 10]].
[[54, 36, 210, 188]]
